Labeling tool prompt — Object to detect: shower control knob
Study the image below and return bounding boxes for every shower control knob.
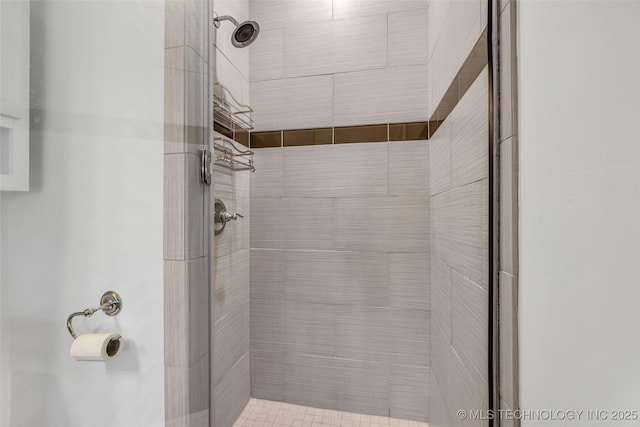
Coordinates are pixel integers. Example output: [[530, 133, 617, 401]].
[[217, 211, 243, 224], [214, 199, 243, 235]]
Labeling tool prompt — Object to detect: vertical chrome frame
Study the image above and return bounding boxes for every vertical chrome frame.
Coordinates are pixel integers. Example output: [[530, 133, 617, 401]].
[[487, 0, 501, 425]]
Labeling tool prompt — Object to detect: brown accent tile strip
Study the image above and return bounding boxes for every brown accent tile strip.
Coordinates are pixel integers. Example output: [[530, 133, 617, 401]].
[[214, 121, 234, 140], [429, 29, 488, 138], [250, 131, 282, 148], [334, 124, 388, 144], [389, 122, 429, 141], [248, 122, 431, 149], [283, 128, 333, 147], [428, 120, 443, 137], [234, 130, 249, 147]]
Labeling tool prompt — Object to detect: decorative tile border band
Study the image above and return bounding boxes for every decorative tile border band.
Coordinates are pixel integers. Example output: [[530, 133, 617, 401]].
[[214, 30, 486, 149], [428, 29, 489, 137], [246, 121, 429, 149]]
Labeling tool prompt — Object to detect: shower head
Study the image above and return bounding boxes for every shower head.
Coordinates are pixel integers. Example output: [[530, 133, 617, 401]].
[[213, 13, 260, 48], [232, 20, 260, 48]]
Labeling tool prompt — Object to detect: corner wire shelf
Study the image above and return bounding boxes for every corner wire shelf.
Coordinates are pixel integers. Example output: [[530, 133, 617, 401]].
[[213, 136, 256, 172], [211, 83, 255, 172], [213, 82, 254, 133]]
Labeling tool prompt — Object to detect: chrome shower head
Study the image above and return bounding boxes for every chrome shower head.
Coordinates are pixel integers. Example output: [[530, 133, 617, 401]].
[[232, 20, 260, 48], [213, 13, 260, 48]]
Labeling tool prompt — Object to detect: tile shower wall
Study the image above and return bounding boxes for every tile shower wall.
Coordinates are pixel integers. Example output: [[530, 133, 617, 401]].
[[427, 0, 487, 119], [250, 140, 430, 421], [214, 0, 251, 109], [210, 1, 252, 425], [249, 0, 429, 131], [211, 145, 252, 427], [425, 1, 489, 425], [165, 0, 210, 426], [428, 67, 488, 427]]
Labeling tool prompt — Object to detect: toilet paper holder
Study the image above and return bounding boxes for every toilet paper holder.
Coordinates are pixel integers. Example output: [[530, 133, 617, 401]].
[[66, 291, 123, 339]]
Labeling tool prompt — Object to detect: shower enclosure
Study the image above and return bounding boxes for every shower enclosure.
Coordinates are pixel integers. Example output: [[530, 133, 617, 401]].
[[205, 0, 496, 426], [1, 0, 505, 426]]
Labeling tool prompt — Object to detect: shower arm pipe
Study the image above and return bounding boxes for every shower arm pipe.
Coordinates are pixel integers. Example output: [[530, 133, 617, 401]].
[[214, 14, 239, 27]]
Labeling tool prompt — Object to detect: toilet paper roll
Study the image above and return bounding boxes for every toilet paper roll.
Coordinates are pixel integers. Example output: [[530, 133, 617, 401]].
[[70, 332, 122, 362]]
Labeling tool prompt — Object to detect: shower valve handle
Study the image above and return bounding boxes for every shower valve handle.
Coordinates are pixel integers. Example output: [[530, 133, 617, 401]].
[[215, 211, 243, 225]]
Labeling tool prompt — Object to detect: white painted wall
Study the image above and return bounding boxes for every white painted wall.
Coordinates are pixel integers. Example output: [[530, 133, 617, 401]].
[[519, 1, 640, 424], [0, 1, 165, 426], [0, 0, 30, 191]]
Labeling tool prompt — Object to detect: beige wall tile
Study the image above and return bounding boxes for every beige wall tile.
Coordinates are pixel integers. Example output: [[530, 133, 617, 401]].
[[334, 306, 391, 362], [500, 137, 518, 275], [189, 257, 209, 364], [428, 0, 484, 117], [283, 143, 389, 198], [450, 67, 489, 188], [165, 49, 185, 153], [186, 153, 206, 259], [431, 256, 452, 342], [251, 75, 333, 131], [284, 250, 389, 306], [212, 249, 250, 322], [283, 354, 390, 416], [389, 308, 431, 367], [166, 0, 185, 49], [213, 353, 250, 427], [283, 198, 335, 250], [250, 148, 283, 199], [389, 252, 430, 311], [283, 301, 336, 357], [283, 15, 387, 78], [499, 271, 518, 410], [333, 0, 428, 21], [334, 65, 429, 127], [250, 28, 284, 82], [250, 249, 285, 301], [251, 348, 284, 401], [451, 270, 488, 392], [166, 366, 190, 422], [389, 140, 430, 197], [429, 118, 452, 196], [388, 9, 429, 67], [428, 370, 452, 427], [389, 364, 430, 421], [184, 0, 208, 60], [189, 354, 210, 414], [500, 1, 515, 142], [431, 326, 485, 424], [432, 181, 484, 287], [250, 297, 283, 349], [335, 197, 429, 252], [164, 154, 186, 260], [250, 198, 285, 249], [214, 0, 250, 80], [249, 0, 332, 31], [165, 260, 189, 367], [213, 302, 250, 386]]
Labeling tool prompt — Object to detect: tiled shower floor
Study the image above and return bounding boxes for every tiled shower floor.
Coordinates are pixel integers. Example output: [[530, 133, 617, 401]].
[[234, 399, 430, 427]]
